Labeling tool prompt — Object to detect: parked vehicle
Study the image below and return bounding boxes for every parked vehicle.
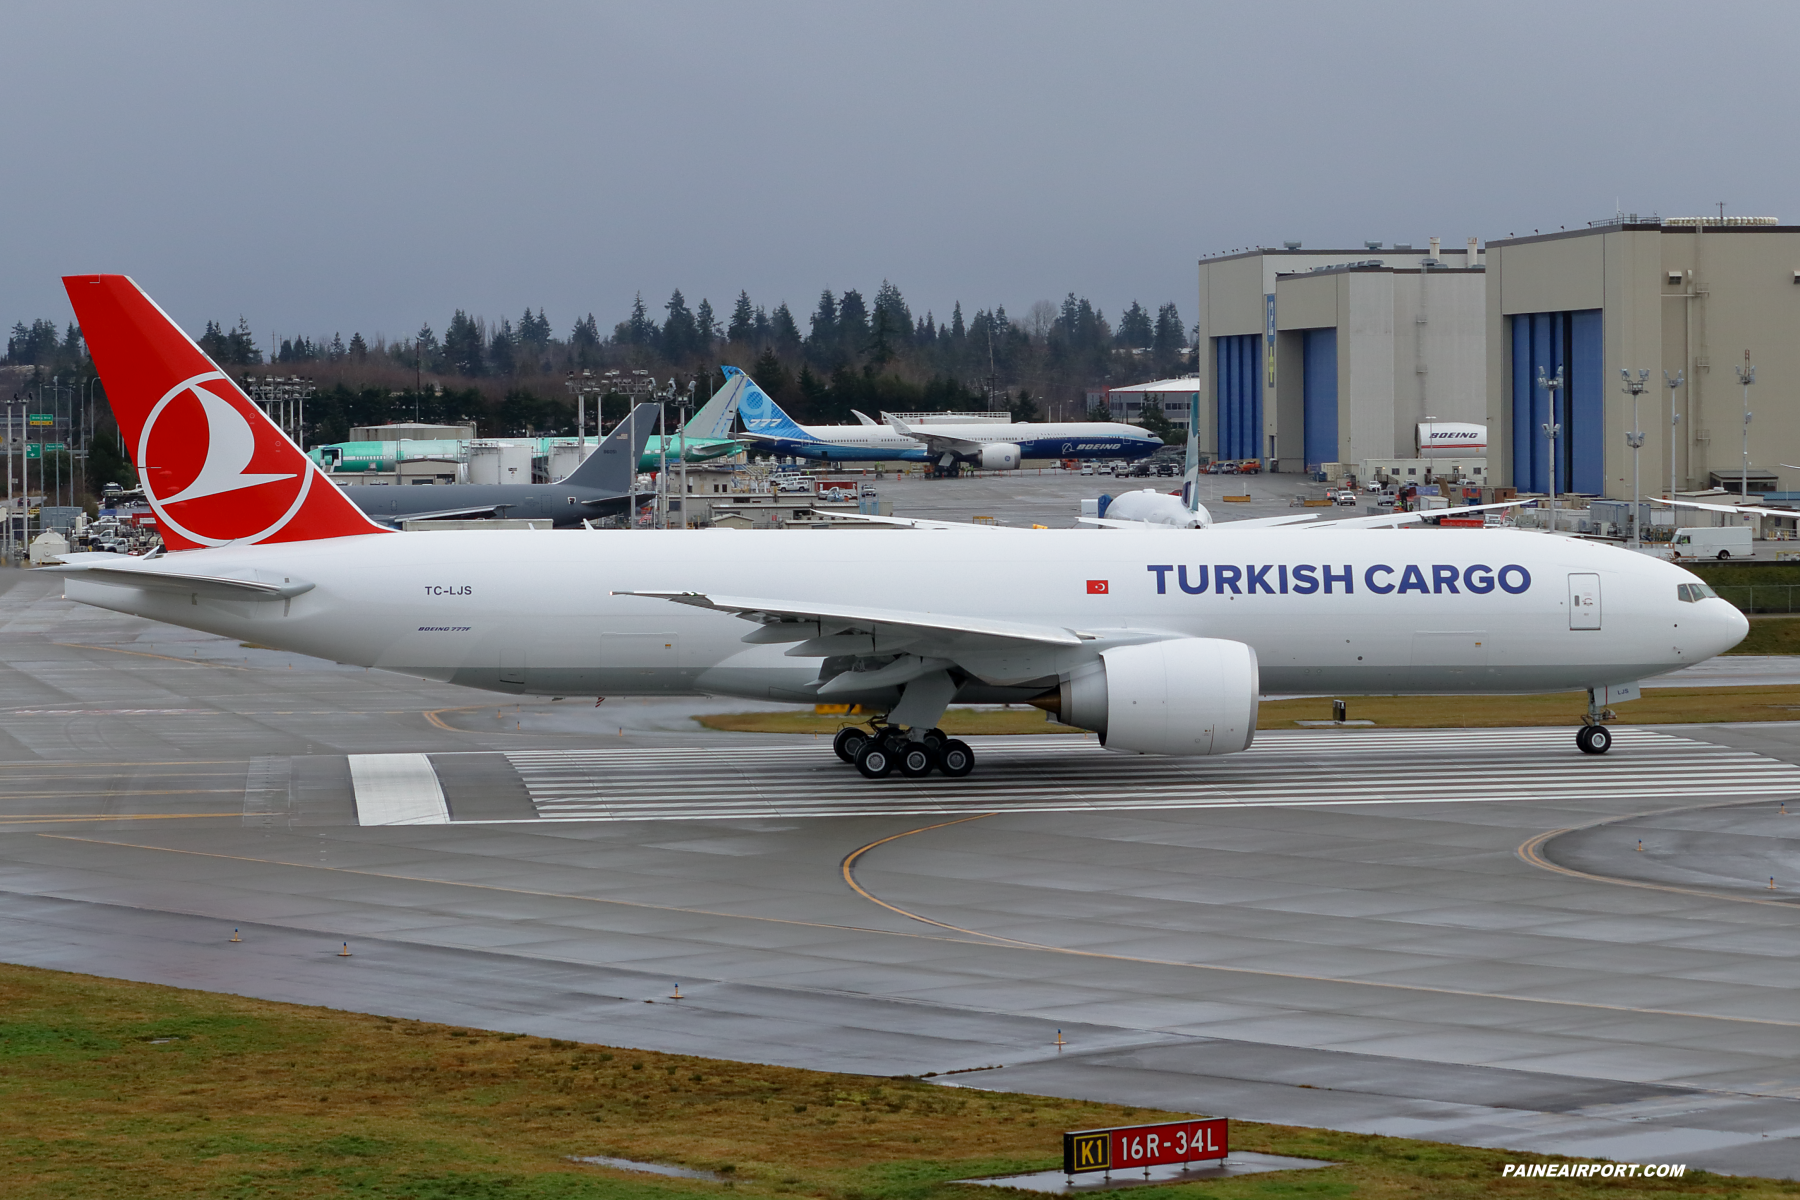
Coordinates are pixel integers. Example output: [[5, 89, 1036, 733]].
[[1669, 526, 1753, 560]]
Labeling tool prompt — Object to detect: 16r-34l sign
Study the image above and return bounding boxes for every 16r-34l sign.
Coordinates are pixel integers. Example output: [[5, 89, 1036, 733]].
[[1063, 1118, 1228, 1175]]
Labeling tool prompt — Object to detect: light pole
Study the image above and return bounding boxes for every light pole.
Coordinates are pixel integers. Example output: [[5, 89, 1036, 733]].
[[1620, 369, 1649, 548], [1664, 369, 1684, 500], [1736, 351, 1756, 497], [1537, 366, 1564, 532], [678, 378, 694, 529]]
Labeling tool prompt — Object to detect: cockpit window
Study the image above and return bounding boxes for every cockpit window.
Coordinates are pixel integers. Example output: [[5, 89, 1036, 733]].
[[1677, 583, 1719, 603]]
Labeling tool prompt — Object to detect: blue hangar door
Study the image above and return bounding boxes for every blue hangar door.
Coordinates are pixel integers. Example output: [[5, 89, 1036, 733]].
[[1302, 328, 1338, 471], [1510, 310, 1602, 495], [1214, 334, 1261, 460]]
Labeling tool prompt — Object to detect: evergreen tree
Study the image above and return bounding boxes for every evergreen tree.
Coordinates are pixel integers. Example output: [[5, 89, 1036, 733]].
[[797, 364, 827, 421], [873, 280, 912, 347], [488, 317, 517, 376], [520, 307, 552, 347], [752, 306, 772, 345], [770, 303, 802, 355], [1009, 389, 1040, 422], [570, 314, 600, 366], [6, 318, 62, 364], [328, 332, 346, 361], [348, 332, 368, 359], [229, 317, 261, 365], [616, 292, 657, 349], [695, 297, 717, 348], [661, 289, 698, 360], [837, 289, 869, 356], [1116, 301, 1153, 349], [1152, 302, 1187, 371], [443, 310, 485, 376], [807, 289, 838, 349], [950, 302, 965, 341], [867, 304, 898, 369], [727, 291, 755, 343], [752, 346, 790, 398]]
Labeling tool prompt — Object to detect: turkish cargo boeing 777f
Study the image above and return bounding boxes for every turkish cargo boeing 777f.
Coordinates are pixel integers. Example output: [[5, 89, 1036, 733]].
[[50, 276, 1745, 779]]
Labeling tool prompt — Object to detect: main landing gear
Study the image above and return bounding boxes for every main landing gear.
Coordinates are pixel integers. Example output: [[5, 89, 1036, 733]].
[[1576, 687, 1616, 756], [833, 722, 975, 780]]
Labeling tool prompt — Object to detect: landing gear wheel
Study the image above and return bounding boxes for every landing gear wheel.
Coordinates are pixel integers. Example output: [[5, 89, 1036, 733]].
[[897, 742, 936, 778], [1578, 724, 1612, 755], [937, 739, 975, 778], [919, 727, 947, 752], [855, 739, 896, 778], [833, 726, 869, 764]]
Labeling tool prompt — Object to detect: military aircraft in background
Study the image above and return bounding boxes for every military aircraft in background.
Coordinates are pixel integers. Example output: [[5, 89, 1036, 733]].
[[336, 402, 659, 527]]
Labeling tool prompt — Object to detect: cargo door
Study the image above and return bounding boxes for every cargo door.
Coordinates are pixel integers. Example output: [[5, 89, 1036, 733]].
[[1569, 573, 1601, 630]]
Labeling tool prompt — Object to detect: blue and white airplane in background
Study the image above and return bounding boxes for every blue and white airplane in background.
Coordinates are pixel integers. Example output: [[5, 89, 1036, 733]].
[[730, 366, 1163, 469]]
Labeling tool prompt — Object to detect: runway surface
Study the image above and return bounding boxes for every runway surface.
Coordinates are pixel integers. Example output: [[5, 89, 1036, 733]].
[[8, 566, 1800, 1178]]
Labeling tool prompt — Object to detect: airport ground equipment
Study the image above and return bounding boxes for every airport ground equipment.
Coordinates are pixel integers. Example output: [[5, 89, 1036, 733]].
[[49, 275, 1751, 778]]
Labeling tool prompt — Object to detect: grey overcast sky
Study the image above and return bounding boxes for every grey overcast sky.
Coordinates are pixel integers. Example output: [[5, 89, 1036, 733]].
[[4, 1, 1797, 345]]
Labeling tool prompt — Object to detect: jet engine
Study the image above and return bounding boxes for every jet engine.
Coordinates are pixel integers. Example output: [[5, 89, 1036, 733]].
[[978, 443, 1023, 470], [1035, 638, 1258, 756]]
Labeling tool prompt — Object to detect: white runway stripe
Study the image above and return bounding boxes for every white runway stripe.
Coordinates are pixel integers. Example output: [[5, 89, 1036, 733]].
[[348, 753, 451, 825], [494, 729, 1800, 822]]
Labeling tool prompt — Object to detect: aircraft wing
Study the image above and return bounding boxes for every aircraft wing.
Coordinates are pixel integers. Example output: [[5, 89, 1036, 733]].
[[1077, 513, 1322, 530], [852, 410, 880, 426], [1301, 500, 1522, 530], [613, 590, 1087, 647], [1648, 497, 1791, 519], [815, 510, 1016, 532], [884, 415, 981, 456]]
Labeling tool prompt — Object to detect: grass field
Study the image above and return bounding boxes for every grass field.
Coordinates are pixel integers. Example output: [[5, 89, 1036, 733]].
[[699, 684, 1800, 736], [0, 963, 1779, 1198], [1731, 618, 1800, 656]]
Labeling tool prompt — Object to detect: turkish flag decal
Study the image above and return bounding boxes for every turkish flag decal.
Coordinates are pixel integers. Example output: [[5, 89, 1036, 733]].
[[1087, 580, 1109, 594]]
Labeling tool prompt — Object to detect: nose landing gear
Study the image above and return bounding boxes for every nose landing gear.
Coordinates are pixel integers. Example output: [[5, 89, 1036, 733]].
[[1577, 687, 1617, 755], [1576, 724, 1613, 754]]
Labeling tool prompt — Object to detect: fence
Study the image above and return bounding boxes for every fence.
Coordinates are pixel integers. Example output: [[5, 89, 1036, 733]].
[[1708, 584, 1800, 613]]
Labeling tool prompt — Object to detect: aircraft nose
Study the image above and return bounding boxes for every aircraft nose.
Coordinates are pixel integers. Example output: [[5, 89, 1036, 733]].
[[1701, 598, 1749, 657]]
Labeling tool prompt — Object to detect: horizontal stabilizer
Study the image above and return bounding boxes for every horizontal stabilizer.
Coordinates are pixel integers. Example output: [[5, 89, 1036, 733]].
[[45, 559, 314, 600]]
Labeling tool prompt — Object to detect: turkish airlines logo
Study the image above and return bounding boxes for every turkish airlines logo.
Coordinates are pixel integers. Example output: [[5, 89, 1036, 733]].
[[1087, 579, 1109, 594], [138, 372, 313, 547]]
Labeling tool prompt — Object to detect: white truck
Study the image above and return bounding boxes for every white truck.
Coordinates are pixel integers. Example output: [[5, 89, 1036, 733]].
[[1669, 525, 1753, 560]]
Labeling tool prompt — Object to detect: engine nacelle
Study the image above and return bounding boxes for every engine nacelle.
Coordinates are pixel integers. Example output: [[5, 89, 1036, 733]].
[[978, 443, 1023, 470], [1101, 488, 1208, 528], [1047, 638, 1258, 756]]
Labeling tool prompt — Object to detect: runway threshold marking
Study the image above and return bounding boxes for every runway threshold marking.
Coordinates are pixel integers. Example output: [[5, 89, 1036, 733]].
[[504, 728, 1800, 821], [38, 829, 1800, 1034], [1518, 800, 1800, 910]]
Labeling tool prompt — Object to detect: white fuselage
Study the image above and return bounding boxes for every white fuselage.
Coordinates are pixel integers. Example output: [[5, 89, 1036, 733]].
[[759, 421, 1162, 463], [62, 528, 1745, 706]]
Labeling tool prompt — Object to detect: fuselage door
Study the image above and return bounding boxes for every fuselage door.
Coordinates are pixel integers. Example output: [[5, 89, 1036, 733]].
[[1569, 573, 1601, 630]]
